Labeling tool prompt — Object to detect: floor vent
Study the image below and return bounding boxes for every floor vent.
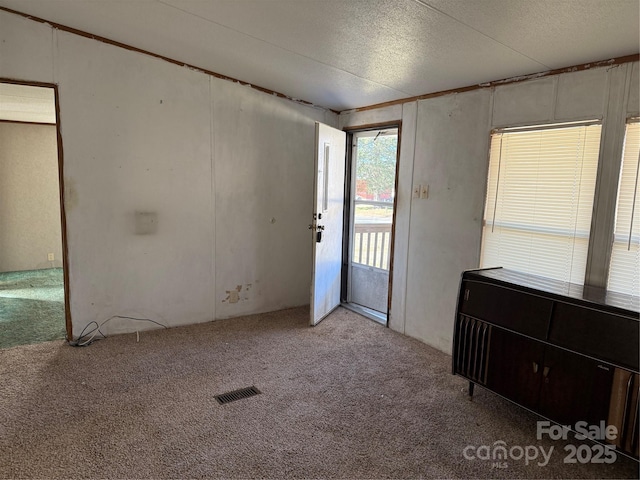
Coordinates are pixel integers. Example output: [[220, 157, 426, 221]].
[[214, 386, 261, 405]]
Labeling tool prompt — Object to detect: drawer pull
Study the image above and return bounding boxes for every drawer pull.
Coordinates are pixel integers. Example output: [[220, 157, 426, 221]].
[[532, 362, 539, 374]]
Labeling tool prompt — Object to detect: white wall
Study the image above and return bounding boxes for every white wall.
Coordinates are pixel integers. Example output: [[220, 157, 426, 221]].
[[212, 80, 331, 318], [0, 122, 63, 272], [0, 10, 336, 338], [341, 61, 639, 354]]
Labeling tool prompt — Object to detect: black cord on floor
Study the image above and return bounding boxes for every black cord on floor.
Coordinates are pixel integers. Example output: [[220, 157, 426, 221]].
[[68, 315, 168, 347]]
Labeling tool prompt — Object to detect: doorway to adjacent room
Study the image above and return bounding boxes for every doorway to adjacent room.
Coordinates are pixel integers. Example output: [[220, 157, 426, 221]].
[[0, 81, 69, 348]]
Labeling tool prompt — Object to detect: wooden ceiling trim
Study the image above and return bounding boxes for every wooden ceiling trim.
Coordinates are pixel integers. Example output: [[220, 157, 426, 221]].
[[0, 5, 339, 113], [345, 54, 640, 114]]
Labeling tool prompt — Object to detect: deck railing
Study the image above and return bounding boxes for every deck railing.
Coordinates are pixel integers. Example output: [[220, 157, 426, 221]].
[[353, 222, 392, 270]]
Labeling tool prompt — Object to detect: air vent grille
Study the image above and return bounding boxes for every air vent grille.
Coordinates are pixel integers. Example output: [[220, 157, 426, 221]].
[[214, 386, 261, 405]]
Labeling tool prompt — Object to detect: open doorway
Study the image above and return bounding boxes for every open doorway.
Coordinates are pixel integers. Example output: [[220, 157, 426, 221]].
[[343, 126, 399, 325], [0, 81, 69, 348]]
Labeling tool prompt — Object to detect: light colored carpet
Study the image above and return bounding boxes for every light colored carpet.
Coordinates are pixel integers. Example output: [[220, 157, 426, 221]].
[[0, 306, 637, 479]]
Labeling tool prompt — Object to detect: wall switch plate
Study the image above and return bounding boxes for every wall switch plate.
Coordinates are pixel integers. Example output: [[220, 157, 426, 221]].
[[413, 185, 421, 199], [47, 253, 54, 261], [421, 185, 429, 199]]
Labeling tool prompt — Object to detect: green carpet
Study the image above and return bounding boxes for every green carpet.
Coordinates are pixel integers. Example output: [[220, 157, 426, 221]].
[[0, 268, 65, 349]]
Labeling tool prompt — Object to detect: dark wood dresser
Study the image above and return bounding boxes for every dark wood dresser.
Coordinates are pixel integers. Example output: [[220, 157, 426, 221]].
[[453, 267, 640, 459]]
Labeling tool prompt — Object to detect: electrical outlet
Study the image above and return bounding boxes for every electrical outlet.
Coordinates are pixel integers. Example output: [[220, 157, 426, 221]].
[[47, 253, 54, 261]]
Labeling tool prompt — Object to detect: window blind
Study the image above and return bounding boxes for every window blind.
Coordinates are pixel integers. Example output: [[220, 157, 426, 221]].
[[607, 120, 640, 296], [480, 123, 602, 284]]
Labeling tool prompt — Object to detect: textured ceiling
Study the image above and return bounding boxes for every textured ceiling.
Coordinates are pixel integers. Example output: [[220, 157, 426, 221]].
[[0, 0, 638, 111]]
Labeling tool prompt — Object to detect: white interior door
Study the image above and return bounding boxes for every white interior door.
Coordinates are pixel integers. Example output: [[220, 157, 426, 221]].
[[310, 122, 346, 325]]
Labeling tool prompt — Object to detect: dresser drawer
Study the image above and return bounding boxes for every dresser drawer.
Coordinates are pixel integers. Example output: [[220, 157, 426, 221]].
[[459, 280, 553, 340], [549, 302, 639, 371]]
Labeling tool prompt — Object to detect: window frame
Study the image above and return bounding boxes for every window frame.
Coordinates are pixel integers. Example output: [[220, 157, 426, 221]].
[[606, 117, 640, 295]]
